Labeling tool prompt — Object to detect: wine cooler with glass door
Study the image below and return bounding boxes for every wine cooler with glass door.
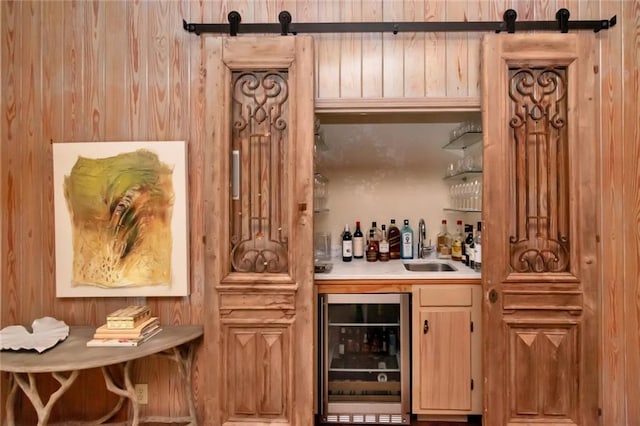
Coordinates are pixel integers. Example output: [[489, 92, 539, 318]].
[[318, 293, 411, 424]]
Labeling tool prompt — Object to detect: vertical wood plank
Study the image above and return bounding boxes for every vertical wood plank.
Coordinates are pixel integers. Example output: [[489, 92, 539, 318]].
[[444, 0, 468, 97], [339, 0, 362, 98], [41, 0, 64, 320], [317, 1, 340, 98], [3, 0, 22, 328], [63, 1, 84, 140], [622, 3, 640, 424], [403, 0, 426, 97], [104, 0, 130, 140], [599, 0, 626, 424], [466, 0, 484, 98], [382, 0, 404, 97], [254, 0, 278, 23], [21, 0, 42, 323], [128, 0, 149, 140], [148, 1, 170, 139], [423, 0, 446, 97], [361, 0, 383, 98], [85, 0, 105, 141]]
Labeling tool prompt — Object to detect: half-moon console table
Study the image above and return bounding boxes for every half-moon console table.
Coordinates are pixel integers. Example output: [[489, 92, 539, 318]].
[[0, 325, 203, 426]]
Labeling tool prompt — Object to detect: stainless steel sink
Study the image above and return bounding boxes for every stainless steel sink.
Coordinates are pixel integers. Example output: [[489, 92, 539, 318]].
[[403, 262, 457, 272]]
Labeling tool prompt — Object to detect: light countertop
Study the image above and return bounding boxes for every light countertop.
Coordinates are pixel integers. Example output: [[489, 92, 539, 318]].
[[314, 255, 481, 281]]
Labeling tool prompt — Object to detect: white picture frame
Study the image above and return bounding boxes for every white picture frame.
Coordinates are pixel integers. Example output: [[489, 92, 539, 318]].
[[53, 141, 189, 297]]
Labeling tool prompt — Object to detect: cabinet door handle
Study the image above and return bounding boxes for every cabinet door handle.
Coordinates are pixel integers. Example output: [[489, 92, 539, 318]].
[[423, 320, 429, 334]]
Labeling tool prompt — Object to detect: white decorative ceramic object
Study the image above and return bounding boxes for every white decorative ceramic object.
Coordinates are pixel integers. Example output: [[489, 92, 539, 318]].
[[0, 317, 69, 353]]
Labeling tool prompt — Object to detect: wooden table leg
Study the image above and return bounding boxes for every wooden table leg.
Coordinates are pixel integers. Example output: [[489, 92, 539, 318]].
[[101, 360, 140, 425], [11, 370, 79, 426]]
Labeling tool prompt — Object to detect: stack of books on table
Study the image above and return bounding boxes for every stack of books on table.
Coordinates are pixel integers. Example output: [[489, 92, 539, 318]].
[[86, 305, 162, 347]]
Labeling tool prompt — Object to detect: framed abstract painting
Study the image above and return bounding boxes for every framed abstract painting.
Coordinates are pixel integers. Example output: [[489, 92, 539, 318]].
[[53, 141, 189, 297]]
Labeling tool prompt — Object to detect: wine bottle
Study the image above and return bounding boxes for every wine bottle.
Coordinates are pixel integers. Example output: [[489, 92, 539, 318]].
[[353, 221, 364, 259], [388, 219, 401, 259], [474, 221, 482, 272], [400, 219, 414, 259], [342, 224, 353, 262], [463, 224, 474, 265]]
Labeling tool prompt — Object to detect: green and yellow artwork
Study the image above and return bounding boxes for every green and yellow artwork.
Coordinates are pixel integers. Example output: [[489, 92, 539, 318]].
[[54, 141, 189, 297], [63, 149, 174, 287]]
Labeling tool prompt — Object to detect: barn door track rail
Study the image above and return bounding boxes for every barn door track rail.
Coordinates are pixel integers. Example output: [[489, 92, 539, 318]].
[[183, 9, 616, 36]]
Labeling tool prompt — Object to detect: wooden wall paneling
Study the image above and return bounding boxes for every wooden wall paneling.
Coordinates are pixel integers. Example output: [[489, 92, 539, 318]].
[[2, 0, 21, 327], [423, 2, 447, 102], [444, 0, 468, 97], [466, 0, 484, 98], [403, 0, 426, 97], [149, 0, 171, 140], [253, 0, 279, 23], [622, 3, 640, 423], [317, 1, 340, 99], [21, 0, 43, 325], [85, 0, 106, 142], [127, 0, 149, 140], [361, 0, 383, 98], [599, 1, 626, 425], [339, 0, 362, 98], [382, 0, 404, 97], [104, 1, 130, 140], [39, 3, 64, 318], [62, 0, 86, 143]]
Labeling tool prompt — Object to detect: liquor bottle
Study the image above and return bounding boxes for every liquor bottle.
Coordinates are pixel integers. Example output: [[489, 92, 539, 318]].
[[469, 225, 476, 269], [388, 219, 401, 259], [368, 221, 381, 251], [362, 329, 370, 353], [381, 327, 388, 353], [366, 229, 378, 262], [353, 221, 364, 259], [342, 224, 353, 262], [400, 219, 414, 259], [338, 327, 346, 357], [378, 224, 390, 262], [463, 224, 474, 265], [451, 220, 464, 261], [388, 329, 397, 356], [436, 219, 452, 259], [474, 221, 482, 272]]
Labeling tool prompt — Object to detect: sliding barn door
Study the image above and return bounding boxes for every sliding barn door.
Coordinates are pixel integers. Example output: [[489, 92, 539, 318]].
[[481, 34, 599, 426], [204, 36, 315, 425]]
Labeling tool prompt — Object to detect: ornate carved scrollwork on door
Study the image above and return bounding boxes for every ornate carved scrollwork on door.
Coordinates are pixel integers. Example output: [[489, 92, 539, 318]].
[[230, 70, 290, 273], [508, 67, 570, 273]]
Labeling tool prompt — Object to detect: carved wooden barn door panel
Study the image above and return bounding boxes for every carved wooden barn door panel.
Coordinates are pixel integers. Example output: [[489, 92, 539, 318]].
[[481, 34, 599, 426], [205, 36, 315, 426]]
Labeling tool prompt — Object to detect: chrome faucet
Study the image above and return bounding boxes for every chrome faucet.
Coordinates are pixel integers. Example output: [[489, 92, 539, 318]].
[[418, 219, 426, 258]]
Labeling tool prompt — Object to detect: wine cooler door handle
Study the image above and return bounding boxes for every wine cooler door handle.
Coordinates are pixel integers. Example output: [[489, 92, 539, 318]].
[[423, 319, 429, 334]]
